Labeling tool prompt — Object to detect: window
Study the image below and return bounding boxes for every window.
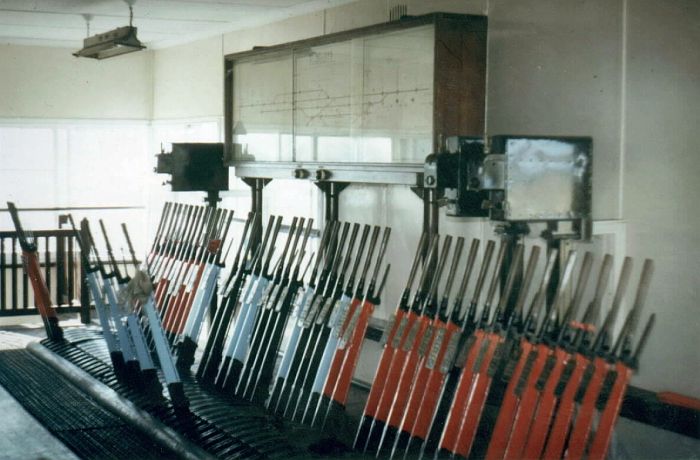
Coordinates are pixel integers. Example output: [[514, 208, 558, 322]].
[[0, 121, 150, 254]]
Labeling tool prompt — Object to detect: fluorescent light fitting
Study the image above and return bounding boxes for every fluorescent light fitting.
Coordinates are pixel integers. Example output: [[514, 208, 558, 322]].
[[73, 26, 145, 59], [73, 4, 146, 60]]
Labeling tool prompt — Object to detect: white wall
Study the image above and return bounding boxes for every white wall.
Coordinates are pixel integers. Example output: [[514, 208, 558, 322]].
[[151, 0, 700, 398], [0, 44, 153, 120], [151, 0, 487, 114], [152, 36, 223, 120], [0, 44, 154, 254], [622, 0, 700, 397], [1, 0, 696, 398], [487, 0, 624, 220]]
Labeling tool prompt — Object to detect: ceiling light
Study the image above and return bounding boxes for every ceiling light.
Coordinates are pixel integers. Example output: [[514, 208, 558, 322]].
[[73, 2, 146, 60]]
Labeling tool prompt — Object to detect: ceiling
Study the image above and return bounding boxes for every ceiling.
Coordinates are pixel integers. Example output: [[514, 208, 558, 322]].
[[0, 0, 356, 49]]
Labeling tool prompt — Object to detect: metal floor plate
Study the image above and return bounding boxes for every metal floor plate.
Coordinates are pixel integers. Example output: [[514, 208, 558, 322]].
[[0, 348, 176, 460], [41, 331, 335, 459]]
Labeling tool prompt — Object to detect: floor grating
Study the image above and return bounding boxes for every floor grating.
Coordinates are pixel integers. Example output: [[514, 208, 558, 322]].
[[0, 348, 175, 460]]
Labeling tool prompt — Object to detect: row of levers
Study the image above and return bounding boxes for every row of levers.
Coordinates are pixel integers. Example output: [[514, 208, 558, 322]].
[[13, 201, 656, 460]]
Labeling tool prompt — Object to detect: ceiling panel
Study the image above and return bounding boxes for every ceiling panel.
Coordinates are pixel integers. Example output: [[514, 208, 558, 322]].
[[0, 0, 356, 48]]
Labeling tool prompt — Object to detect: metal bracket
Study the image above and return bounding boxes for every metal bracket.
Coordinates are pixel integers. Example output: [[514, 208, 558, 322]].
[[241, 177, 271, 188], [481, 154, 506, 190], [204, 190, 221, 208], [241, 177, 271, 217], [410, 186, 444, 201], [408, 186, 443, 240], [314, 182, 349, 222], [314, 182, 349, 193], [241, 178, 271, 253]]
